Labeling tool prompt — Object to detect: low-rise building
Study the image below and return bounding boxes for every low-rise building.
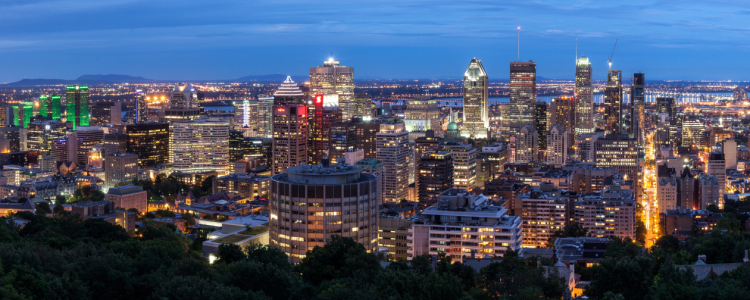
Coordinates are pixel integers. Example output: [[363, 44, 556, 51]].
[[378, 216, 413, 261], [0, 201, 34, 216], [407, 189, 524, 263], [515, 183, 573, 248], [575, 186, 636, 240], [104, 185, 147, 214], [212, 173, 270, 199], [70, 200, 137, 231]]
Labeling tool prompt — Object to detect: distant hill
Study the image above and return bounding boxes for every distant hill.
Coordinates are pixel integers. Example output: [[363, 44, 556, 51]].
[[236, 74, 308, 82], [77, 74, 155, 82], [0, 74, 156, 87]]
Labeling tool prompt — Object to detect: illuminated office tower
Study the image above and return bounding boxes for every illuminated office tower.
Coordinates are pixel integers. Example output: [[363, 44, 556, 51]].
[[535, 101, 548, 151], [258, 95, 274, 138], [417, 151, 454, 206], [104, 133, 127, 157], [135, 90, 148, 124], [549, 96, 575, 133], [515, 125, 538, 163], [352, 93, 373, 119], [170, 83, 197, 109], [329, 121, 356, 162], [309, 58, 354, 119], [414, 131, 441, 195], [595, 136, 638, 182], [269, 160, 378, 263], [39, 95, 62, 120], [681, 119, 704, 148], [547, 125, 568, 165], [439, 141, 477, 191], [575, 57, 593, 134], [91, 102, 122, 125], [272, 105, 308, 175], [172, 118, 230, 175], [12, 103, 33, 128], [604, 70, 623, 136], [126, 123, 170, 167], [706, 152, 726, 202], [26, 120, 66, 157], [509, 61, 536, 137], [376, 122, 409, 203], [105, 153, 138, 190], [657, 97, 677, 144], [274, 77, 306, 106], [461, 58, 489, 139], [66, 85, 90, 130], [309, 94, 342, 165], [70, 126, 104, 164], [404, 98, 441, 133], [631, 73, 645, 144]]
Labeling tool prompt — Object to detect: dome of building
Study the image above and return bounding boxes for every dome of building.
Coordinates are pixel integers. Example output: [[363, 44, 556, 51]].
[[447, 122, 458, 131]]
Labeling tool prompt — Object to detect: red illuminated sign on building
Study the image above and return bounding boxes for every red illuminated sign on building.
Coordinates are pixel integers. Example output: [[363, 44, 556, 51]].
[[277, 107, 286, 113], [315, 94, 323, 104]]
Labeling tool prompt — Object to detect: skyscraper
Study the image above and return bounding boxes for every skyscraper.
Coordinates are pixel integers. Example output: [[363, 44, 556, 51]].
[[135, 90, 147, 124], [515, 125, 538, 163], [309, 94, 342, 165], [535, 101, 548, 151], [604, 70, 623, 136], [657, 97, 677, 146], [39, 95, 62, 121], [549, 96, 575, 133], [439, 141, 477, 192], [126, 123, 170, 167], [272, 105, 308, 175], [461, 58, 489, 139], [172, 118, 230, 175], [257, 95, 274, 138], [274, 76, 306, 106], [169, 83, 197, 109], [575, 57, 593, 135], [417, 151, 454, 206], [66, 85, 90, 130], [376, 123, 409, 203], [309, 59, 354, 119], [509, 61, 536, 137], [547, 125, 568, 165], [631, 73, 645, 144]]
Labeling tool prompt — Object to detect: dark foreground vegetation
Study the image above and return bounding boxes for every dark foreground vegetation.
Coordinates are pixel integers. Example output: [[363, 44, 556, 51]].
[[1, 211, 750, 299]]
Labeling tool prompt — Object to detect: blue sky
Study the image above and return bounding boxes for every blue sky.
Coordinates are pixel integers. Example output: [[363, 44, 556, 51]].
[[1, 0, 749, 82]]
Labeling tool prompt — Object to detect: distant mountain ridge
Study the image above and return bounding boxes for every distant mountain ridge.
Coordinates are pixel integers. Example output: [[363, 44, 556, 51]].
[[76, 74, 155, 82]]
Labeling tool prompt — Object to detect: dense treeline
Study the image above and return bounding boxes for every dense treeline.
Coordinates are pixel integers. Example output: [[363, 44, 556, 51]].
[[0, 212, 564, 300], [1, 211, 750, 299]]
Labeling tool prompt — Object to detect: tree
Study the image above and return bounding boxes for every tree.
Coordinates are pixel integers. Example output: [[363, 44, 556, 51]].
[[55, 195, 67, 205], [201, 176, 215, 194], [295, 235, 381, 286], [114, 182, 127, 188], [546, 222, 589, 248], [35, 202, 51, 215], [216, 244, 246, 264]]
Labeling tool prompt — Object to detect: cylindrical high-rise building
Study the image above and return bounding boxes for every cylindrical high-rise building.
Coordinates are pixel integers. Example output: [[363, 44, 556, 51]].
[[269, 159, 379, 263]]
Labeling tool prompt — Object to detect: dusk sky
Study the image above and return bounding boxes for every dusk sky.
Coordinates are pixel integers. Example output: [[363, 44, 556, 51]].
[[1, 0, 749, 82]]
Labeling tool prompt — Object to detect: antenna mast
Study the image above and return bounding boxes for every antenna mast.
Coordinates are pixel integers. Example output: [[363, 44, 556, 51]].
[[607, 39, 618, 70], [517, 27, 521, 61]]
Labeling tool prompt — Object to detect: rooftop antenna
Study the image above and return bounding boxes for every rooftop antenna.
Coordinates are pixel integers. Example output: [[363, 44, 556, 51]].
[[607, 39, 618, 70], [517, 27, 521, 61]]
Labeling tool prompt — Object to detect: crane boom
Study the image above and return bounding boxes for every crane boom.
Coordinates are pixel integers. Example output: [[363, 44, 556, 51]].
[[607, 39, 619, 70]]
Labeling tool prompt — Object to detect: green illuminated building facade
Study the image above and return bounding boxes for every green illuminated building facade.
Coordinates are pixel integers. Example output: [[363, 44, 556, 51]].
[[66, 85, 90, 130], [12, 102, 34, 128], [39, 95, 62, 120]]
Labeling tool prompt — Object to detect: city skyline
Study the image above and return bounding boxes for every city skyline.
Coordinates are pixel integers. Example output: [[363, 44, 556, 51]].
[[1, 1, 750, 82]]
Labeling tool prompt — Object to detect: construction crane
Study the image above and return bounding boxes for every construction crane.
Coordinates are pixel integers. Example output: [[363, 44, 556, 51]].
[[607, 39, 618, 70]]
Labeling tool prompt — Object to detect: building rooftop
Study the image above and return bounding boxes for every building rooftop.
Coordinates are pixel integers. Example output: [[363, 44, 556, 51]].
[[354, 158, 384, 169], [274, 159, 375, 185], [554, 237, 610, 262], [106, 185, 144, 195]]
